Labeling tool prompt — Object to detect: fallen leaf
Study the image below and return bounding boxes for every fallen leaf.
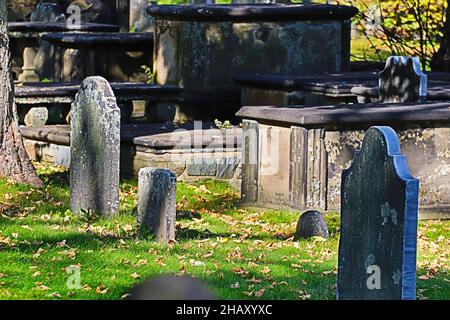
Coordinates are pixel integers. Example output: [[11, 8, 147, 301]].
[[254, 288, 266, 298], [96, 285, 108, 295], [261, 267, 271, 274], [131, 272, 141, 279]]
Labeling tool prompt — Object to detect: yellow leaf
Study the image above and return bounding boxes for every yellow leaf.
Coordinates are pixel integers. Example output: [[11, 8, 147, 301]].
[[254, 288, 266, 298], [261, 267, 271, 274], [131, 272, 141, 279]]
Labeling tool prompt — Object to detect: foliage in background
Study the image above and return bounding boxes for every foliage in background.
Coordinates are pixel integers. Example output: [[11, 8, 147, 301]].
[[332, 0, 447, 69], [141, 65, 155, 85]]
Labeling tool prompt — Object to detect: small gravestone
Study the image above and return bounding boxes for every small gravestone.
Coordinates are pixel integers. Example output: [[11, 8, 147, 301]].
[[338, 126, 419, 300], [24, 107, 48, 127], [70, 77, 121, 217], [379, 56, 427, 103], [137, 168, 177, 242], [295, 210, 328, 239]]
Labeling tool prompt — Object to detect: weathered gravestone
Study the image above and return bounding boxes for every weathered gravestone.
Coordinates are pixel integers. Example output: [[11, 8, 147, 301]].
[[24, 107, 48, 126], [295, 210, 329, 240], [137, 168, 177, 242], [337, 126, 419, 300], [379, 56, 427, 103], [70, 77, 121, 217]]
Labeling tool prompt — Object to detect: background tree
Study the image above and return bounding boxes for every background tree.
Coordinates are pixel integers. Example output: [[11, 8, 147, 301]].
[[333, 0, 446, 70], [0, 1, 42, 186], [431, 0, 450, 71]]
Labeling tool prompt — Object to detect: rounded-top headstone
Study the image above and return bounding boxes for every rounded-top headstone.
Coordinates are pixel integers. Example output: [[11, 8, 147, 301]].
[[295, 210, 329, 239], [70, 76, 121, 217]]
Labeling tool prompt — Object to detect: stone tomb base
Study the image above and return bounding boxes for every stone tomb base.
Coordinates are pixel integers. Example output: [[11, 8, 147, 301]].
[[20, 124, 242, 188], [237, 103, 450, 220]]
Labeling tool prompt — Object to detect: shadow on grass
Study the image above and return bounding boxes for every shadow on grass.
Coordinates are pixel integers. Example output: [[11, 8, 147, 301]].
[[39, 170, 70, 188]]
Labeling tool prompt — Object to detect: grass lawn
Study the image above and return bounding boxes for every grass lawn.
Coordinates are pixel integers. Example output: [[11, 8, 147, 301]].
[[0, 163, 448, 300]]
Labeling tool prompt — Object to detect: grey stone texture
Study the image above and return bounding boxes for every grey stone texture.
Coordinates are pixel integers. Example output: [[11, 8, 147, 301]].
[[24, 107, 48, 126], [379, 56, 427, 103], [137, 167, 177, 242], [295, 210, 329, 239], [70, 76, 121, 217], [337, 126, 419, 300], [187, 159, 217, 176]]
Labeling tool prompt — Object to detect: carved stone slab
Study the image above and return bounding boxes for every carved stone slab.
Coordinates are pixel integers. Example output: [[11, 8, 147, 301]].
[[337, 126, 419, 300], [379, 56, 427, 103]]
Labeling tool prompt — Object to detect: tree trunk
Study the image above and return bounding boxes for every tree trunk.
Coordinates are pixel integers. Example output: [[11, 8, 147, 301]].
[[0, 2, 42, 187], [431, 0, 450, 71]]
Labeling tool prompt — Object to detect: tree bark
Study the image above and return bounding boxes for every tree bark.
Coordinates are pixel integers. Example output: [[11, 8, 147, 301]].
[[0, 2, 42, 187], [431, 0, 450, 71]]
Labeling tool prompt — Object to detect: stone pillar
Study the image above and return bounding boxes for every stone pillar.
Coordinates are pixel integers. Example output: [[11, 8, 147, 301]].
[[241, 120, 259, 204], [18, 47, 39, 82], [137, 168, 177, 242], [70, 77, 121, 217]]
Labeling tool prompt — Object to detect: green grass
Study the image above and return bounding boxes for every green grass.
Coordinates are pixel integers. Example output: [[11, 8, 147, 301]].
[[0, 164, 448, 300]]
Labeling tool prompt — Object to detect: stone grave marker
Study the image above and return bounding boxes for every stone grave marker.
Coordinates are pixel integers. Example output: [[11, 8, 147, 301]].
[[70, 76, 121, 217], [137, 167, 177, 242], [337, 126, 419, 300], [295, 210, 329, 240], [24, 107, 48, 127], [379, 56, 427, 103]]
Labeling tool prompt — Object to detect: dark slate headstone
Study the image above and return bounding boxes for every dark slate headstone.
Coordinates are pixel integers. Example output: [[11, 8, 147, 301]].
[[295, 210, 328, 239], [379, 56, 427, 103], [186, 159, 217, 176], [337, 126, 419, 300], [216, 157, 240, 179], [137, 168, 177, 242], [70, 77, 121, 217]]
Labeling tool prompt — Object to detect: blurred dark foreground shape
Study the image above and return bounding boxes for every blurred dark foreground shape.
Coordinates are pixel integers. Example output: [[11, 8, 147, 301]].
[[126, 275, 216, 300]]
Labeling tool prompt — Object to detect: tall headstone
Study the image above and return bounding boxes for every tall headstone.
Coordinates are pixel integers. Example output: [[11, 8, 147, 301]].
[[137, 168, 177, 242], [337, 126, 419, 300], [379, 56, 427, 103], [70, 77, 121, 217]]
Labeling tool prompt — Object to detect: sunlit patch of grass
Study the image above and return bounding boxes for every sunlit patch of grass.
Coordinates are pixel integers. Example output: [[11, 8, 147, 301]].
[[0, 164, 448, 300]]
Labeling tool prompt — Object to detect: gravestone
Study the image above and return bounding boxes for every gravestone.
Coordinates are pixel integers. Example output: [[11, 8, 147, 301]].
[[379, 56, 427, 103], [337, 126, 419, 300], [24, 107, 48, 126], [295, 210, 328, 239], [137, 168, 177, 242], [70, 77, 121, 217]]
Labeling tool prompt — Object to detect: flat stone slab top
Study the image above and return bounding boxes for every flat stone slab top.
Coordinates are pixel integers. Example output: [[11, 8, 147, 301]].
[[235, 72, 379, 97], [8, 22, 120, 36], [236, 102, 450, 128], [235, 71, 450, 98], [19, 123, 242, 150], [14, 82, 183, 103], [352, 84, 450, 101], [147, 4, 358, 22], [42, 32, 154, 51]]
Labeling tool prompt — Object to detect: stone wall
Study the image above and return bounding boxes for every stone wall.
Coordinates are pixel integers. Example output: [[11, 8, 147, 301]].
[[22, 138, 242, 190], [241, 120, 450, 219], [154, 19, 347, 120]]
